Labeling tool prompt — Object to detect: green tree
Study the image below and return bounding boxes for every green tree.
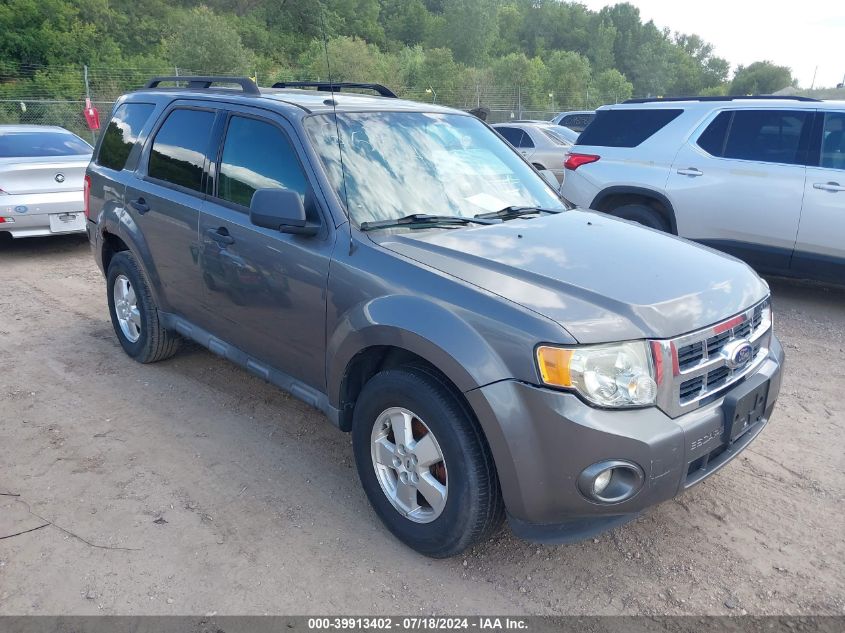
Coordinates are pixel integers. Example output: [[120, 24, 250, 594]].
[[165, 7, 254, 74], [544, 51, 591, 110], [730, 61, 795, 94], [590, 69, 633, 106], [437, 0, 498, 66]]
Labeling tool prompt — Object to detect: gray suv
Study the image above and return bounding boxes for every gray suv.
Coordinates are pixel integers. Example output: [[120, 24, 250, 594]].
[[86, 77, 784, 557]]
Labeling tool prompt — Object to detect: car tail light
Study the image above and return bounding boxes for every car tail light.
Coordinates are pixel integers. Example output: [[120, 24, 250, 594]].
[[83, 174, 91, 219], [564, 153, 600, 170]]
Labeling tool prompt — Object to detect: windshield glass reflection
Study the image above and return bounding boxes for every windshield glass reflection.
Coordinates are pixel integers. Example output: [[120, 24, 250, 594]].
[[304, 112, 565, 226]]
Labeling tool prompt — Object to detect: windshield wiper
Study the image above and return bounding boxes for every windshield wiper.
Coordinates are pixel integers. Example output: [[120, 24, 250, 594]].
[[474, 206, 563, 221], [359, 213, 497, 231]]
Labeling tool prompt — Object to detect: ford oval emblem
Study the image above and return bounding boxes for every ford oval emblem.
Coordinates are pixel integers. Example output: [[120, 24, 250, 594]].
[[14, 205, 28, 214], [55, 173, 65, 183], [721, 339, 753, 369]]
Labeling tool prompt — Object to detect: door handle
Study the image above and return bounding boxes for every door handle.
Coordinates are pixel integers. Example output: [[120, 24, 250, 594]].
[[206, 227, 234, 245], [676, 167, 703, 177], [813, 181, 845, 192], [129, 197, 150, 214]]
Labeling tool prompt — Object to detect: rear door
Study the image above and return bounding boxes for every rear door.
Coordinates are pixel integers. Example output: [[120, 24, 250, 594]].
[[198, 108, 335, 391], [665, 108, 813, 271], [793, 110, 845, 281], [126, 104, 218, 322]]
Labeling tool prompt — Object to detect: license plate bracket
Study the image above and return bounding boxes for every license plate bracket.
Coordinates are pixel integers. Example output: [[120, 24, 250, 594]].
[[723, 373, 770, 443], [49, 212, 85, 233]]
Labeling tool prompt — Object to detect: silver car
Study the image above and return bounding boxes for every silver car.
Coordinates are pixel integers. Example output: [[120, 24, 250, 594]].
[[0, 125, 92, 238], [492, 121, 575, 183]]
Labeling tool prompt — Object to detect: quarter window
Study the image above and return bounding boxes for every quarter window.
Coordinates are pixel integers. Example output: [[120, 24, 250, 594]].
[[577, 109, 683, 148], [148, 109, 215, 192], [819, 112, 845, 170], [96, 102, 155, 170], [696, 111, 731, 156], [217, 116, 308, 208], [721, 110, 811, 165]]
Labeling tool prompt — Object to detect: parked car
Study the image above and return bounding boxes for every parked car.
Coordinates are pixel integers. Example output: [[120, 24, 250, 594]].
[[560, 96, 845, 284], [86, 77, 783, 557], [551, 110, 595, 132], [492, 121, 575, 182], [0, 125, 92, 238]]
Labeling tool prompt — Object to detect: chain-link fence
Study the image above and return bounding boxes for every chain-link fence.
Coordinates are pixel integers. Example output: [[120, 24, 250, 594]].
[[0, 62, 629, 139]]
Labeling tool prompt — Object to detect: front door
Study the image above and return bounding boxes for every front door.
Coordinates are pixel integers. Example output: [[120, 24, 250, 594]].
[[793, 110, 845, 282], [199, 110, 335, 391], [666, 108, 813, 272]]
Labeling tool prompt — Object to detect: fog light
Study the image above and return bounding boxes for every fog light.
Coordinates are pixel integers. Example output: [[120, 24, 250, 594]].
[[578, 460, 645, 504], [593, 469, 612, 495]]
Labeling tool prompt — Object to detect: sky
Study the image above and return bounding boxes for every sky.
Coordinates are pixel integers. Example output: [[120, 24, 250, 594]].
[[579, 0, 845, 89]]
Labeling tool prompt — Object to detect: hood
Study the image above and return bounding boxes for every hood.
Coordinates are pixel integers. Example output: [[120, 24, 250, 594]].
[[372, 210, 769, 343]]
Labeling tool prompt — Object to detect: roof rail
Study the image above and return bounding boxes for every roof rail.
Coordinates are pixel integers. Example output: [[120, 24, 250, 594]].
[[143, 76, 260, 96], [271, 81, 397, 98], [624, 95, 820, 104]]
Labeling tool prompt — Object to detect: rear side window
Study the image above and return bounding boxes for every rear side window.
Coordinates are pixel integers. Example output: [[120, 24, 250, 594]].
[[819, 112, 845, 170], [96, 102, 155, 170], [0, 130, 91, 158], [696, 111, 731, 156], [720, 110, 811, 165], [217, 116, 308, 208], [577, 109, 683, 147], [559, 113, 594, 132], [496, 127, 528, 148], [148, 109, 216, 192]]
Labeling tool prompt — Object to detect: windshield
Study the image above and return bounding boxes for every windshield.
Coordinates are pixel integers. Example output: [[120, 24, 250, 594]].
[[304, 112, 565, 226], [0, 130, 92, 158]]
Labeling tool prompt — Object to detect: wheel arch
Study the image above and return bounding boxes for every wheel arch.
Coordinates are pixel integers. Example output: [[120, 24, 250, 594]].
[[327, 297, 512, 432], [97, 210, 170, 312], [591, 186, 678, 235]]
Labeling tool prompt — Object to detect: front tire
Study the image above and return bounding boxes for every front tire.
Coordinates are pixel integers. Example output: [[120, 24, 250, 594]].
[[352, 368, 504, 557], [106, 251, 180, 363]]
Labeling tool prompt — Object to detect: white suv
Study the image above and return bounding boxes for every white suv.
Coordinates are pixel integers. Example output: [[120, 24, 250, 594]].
[[560, 97, 845, 284]]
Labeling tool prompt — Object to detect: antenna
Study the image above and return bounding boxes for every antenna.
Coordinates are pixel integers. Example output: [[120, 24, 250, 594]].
[[319, 5, 354, 254]]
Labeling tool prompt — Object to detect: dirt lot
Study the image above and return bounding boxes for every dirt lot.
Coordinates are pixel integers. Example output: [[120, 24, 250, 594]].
[[0, 234, 843, 616]]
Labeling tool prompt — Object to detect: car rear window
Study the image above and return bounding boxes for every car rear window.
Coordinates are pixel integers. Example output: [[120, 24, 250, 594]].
[[96, 102, 155, 171], [577, 109, 683, 147], [0, 130, 91, 157]]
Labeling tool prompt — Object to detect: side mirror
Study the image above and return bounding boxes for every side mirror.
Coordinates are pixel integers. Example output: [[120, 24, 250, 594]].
[[250, 188, 318, 236], [539, 169, 559, 189]]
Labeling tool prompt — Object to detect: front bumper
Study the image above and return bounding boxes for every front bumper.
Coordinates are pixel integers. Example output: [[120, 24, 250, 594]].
[[465, 335, 784, 543], [0, 191, 86, 238]]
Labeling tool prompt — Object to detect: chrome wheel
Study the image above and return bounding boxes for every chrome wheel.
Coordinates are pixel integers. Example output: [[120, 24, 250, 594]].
[[371, 407, 448, 523], [113, 274, 141, 343]]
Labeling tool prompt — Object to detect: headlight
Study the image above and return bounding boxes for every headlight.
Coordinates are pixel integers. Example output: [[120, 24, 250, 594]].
[[536, 341, 657, 408]]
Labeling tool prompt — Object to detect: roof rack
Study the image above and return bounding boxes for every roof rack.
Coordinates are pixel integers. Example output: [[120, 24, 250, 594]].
[[624, 95, 820, 103], [271, 81, 397, 98], [144, 76, 260, 96]]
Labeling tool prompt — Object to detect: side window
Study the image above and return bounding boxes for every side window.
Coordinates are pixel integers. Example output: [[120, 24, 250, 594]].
[[722, 110, 811, 165], [148, 109, 215, 192], [496, 126, 523, 147], [96, 102, 155, 170], [820, 112, 845, 170], [519, 130, 535, 148], [218, 116, 308, 209], [696, 111, 731, 156], [577, 109, 683, 147]]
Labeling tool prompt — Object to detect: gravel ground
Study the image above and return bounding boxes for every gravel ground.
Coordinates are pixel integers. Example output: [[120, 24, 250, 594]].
[[0, 234, 843, 616]]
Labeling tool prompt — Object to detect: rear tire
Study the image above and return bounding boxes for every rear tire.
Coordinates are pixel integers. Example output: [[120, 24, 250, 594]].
[[609, 203, 670, 232], [352, 368, 504, 557], [106, 251, 180, 363]]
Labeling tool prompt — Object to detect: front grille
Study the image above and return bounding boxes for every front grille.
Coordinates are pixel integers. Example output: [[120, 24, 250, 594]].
[[659, 298, 772, 415]]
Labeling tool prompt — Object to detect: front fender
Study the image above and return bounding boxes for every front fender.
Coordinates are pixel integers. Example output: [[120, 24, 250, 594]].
[[327, 294, 511, 408]]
